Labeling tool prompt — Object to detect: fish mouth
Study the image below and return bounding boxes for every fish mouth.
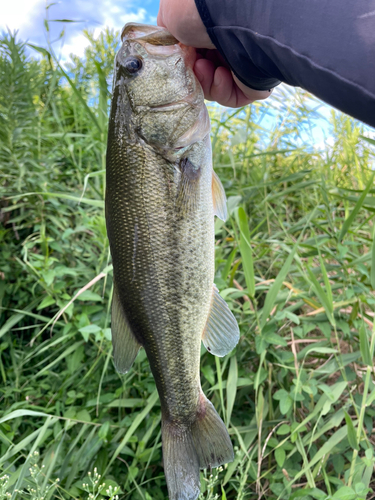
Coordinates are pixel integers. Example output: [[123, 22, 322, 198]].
[[147, 101, 192, 112], [120, 22, 197, 71], [121, 23, 179, 46], [137, 91, 203, 113]]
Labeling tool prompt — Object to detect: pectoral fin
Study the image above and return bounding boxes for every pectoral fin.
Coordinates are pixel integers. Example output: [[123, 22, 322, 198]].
[[212, 170, 227, 221], [176, 158, 201, 215], [202, 285, 240, 357], [111, 284, 141, 374]]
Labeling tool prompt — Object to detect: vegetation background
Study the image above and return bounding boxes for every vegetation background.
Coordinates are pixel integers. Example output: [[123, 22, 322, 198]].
[[1, 22, 375, 500]]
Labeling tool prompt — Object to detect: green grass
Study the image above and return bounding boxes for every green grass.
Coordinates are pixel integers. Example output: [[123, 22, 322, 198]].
[[1, 25, 375, 500]]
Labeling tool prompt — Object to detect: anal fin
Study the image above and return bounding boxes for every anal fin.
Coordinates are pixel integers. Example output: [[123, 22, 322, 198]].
[[192, 393, 234, 469], [111, 284, 141, 374], [202, 285, 240, 357]]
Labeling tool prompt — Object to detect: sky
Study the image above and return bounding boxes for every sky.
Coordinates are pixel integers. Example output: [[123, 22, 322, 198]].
[[1, 0, 160, 60], [1, 0, 328, 144], [2, 0, 373, 147]]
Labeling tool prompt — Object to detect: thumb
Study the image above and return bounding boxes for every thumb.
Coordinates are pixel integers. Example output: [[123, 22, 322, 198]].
[[232, 73, 273, 102]]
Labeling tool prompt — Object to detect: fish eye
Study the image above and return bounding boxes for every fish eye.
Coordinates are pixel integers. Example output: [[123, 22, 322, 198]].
[[124, 56, 143, 74]]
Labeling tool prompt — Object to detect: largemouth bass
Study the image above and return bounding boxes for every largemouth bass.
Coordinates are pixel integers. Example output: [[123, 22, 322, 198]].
[[105, 23, 240, 500]]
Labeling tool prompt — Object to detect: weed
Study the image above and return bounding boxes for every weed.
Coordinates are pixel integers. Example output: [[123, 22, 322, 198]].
[[1, 24, 375, 500]]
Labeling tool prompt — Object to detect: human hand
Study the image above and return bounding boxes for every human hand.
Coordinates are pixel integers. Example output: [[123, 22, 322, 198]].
[[157, 0, 272, 107]]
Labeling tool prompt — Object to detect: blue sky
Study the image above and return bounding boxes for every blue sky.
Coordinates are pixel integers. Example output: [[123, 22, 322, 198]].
[[1, 0, 160, 59], [0, 0, 333, 147], [3, 0, 373, 147]]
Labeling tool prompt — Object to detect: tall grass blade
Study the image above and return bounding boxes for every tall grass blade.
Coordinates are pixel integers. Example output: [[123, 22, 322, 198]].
[[306, 267, 335, 326], [371, 230, 375, 290], [359, 324, 372, 366], [106, 390, 159, 471], [260, 243, 298, 330], [226, 355, 238, 426], [235, 207, 255, 297], [344, 412, 358, 450], [339, 173, 375, 241]]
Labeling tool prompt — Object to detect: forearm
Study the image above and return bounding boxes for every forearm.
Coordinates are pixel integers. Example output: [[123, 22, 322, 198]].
[[196, 0, 375, 127]]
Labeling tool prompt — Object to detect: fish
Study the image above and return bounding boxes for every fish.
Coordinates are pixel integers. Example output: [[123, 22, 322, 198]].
[[105, 22, 240, 500]]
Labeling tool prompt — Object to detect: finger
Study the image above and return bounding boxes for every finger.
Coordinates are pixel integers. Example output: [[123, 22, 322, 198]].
[[194, 58, 216, 98], [233, 74, 273, 102], [156, 0, 215, 48], [194, 61, 246, 106], [157, 12, 165, 27], [156, 1, 166, 28], [195, 59, 273, 107], [205, 49, 229, 69], [210, 67, 252, 107]]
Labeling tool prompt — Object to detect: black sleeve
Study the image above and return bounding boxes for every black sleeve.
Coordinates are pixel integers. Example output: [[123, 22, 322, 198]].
[[194, 0, 375, 128]]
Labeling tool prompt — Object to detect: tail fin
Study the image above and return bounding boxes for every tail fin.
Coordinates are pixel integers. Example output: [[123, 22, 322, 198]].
[[162, 394, 233, 500], [162, 421, 201, 500]]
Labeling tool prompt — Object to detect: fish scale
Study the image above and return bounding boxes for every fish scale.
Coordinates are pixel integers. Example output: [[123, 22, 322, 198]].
[[106, 23, 240, 500], [107, 138, 210, 414]]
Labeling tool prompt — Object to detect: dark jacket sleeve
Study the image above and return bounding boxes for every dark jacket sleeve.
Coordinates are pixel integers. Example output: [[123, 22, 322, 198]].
[[195, 0, 375, 128]]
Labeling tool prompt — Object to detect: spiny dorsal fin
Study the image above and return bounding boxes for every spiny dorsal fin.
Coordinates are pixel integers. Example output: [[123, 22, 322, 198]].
[[111, 284, 141, 374], [212, 171, 227, 221], [202, 285, 240, 357], [176, 158, 201, 215]]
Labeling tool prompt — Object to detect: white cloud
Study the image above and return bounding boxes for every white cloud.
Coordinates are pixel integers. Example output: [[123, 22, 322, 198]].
[[58, 6, 148, 60], [59, 33, 91, 60], [2, 0, 156, 61], [102, 7, 147, 31], [1, 0, 45, 34], [120, 7, 147, 24]]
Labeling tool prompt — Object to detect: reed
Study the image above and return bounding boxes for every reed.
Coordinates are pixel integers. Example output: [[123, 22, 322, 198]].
[[1, 27, 374, 500]]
